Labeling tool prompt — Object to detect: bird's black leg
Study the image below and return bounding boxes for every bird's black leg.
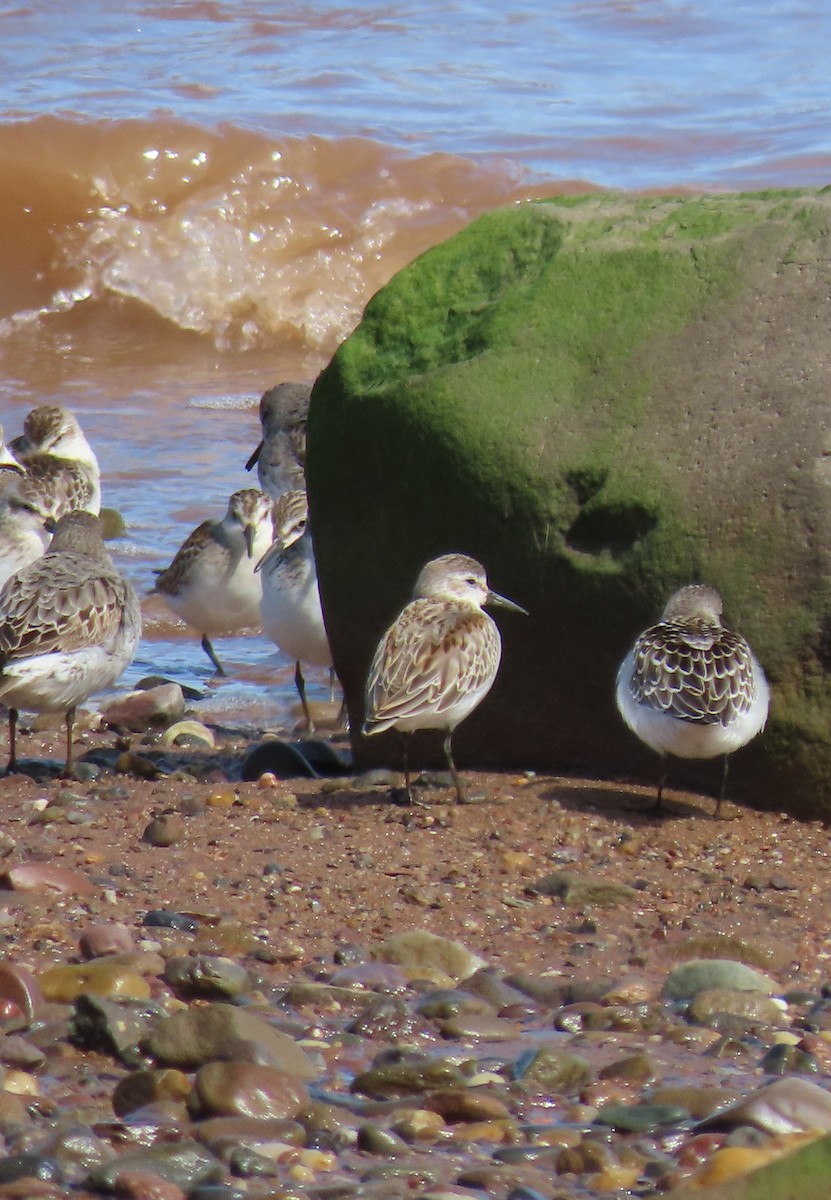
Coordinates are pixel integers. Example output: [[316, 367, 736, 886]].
[[294, 661, 314, 732], [653, 758, 668, 813], [715, 754, 730, 819], [63, 706, 76, 775], [401, 731, 414, 803], [6, 708, 17, 773], [443, 731, 466, 804], [201, 634, 226, 676]]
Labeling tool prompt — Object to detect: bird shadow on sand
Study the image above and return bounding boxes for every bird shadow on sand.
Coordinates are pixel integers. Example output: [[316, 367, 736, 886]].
[[538, 775, 725, 823]]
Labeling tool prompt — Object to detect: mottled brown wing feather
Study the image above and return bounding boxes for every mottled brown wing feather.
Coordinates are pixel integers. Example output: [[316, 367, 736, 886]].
[[152, 520, 216, 595], [0, 553, 129, 660], [364, 599, 498, 729], [17, 456, 94, 520], [629, 618, 756, 726]]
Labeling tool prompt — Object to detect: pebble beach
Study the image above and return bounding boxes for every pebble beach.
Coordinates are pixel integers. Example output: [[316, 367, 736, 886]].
[[0, 711, 827, 1197]]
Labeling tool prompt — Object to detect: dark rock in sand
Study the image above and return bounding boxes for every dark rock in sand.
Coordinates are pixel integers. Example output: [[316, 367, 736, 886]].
[[70, 993, 165, 1063], [241, 740, 321, 781]]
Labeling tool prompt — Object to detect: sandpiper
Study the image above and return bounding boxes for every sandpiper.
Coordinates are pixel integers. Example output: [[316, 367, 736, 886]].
[[5, 405, 101, 520], [363, 553, 527, 804], [152, 488, 274, 675], [0, 511, 141, 774], [615, 584, 770, 816], [245, 381, 311, 497], [0, 425, 24, 478], [256, 490, 335, 732], [0, 497, 52, 591]]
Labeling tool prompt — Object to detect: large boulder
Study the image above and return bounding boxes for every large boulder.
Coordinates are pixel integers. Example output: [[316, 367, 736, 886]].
[[306, 191, 831, 816]]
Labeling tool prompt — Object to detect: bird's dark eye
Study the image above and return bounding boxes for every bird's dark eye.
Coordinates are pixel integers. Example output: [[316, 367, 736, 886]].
[[465, 576, 477, 586]]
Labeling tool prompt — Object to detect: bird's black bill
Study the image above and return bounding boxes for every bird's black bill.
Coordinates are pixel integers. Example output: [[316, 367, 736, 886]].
[[245, 441, 263, 471], [486, 589, 528, 616]]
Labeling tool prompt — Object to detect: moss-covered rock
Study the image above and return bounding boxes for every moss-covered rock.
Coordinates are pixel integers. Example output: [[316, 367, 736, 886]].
[[307, 190, 831, 815]]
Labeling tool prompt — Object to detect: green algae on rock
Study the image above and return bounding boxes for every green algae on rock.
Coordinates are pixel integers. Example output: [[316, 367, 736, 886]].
[[307, 190, 831, 814]]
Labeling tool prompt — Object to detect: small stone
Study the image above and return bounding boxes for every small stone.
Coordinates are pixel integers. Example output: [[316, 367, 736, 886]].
[[0, 1036, 45, 1070], [112, 1069, 193, 1117], [143, 910, 199, 934], [106, 1170, 186, 1200], [594, 1103, 690, 1132], [759, 1043, 820, 1075], [598, 1052, 659, 1083], [689, 988, 788, 1026], [702, 1077, 831, 1133], [671, 933, 792, 972], [163, 956, 252, 999], [357, 1124, 408, 1157], [0, 1091, 31, 1129], [330, 962, 408, 992], [1, 864, 97, 897], [351, 1058, 465, 1099], [515, 1045, 593, 1092], [86, 1143, 223, 1192], [205, 789, 236, 809], [70, 993, 164, 1062], [190, 1061, 310, 1119], [103, 684, 186, 732], [652, 1085, 742, 1120], [391, 1109, 446, 1142], [147, 1003, 317, 1078], [161, 721, 216, 749], [527, 871, 638, 908], [79, 922, 136, 958], [142, 814, 185, 847], [116, 752, 160, 779], [373, 930, 486, 982], [663, 959, 779, 1000], [439, 1013, 522, 1040], [347, 995, 432, 1041], [425, 1090, 512, 1123], [38, 962, 152, 1004], [0, 1154, 63, 1185], [0, 962, 45, 1025]]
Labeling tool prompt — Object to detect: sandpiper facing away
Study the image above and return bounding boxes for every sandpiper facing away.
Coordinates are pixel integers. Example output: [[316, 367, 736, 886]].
[[363, 553, 527, 804], [256, 489, 335, 732], [615, 584, 770, 816], [245, 381, 311, 498], [6, 405, 101, 520], [0, 511, 141, 774], [151, 488, 274, 675]]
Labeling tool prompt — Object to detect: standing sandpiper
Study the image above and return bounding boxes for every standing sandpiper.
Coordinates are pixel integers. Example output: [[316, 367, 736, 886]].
[[256, 490, 335, 732], [245, 381, 311, 498], [363, 553, 526, 804], [0, 511, 141, 774], [151, 489, 274, 675], [615, 584, 770, 816]]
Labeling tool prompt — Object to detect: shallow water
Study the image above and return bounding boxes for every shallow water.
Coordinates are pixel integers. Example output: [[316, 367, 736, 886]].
[[0, 1, 829, 724]]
